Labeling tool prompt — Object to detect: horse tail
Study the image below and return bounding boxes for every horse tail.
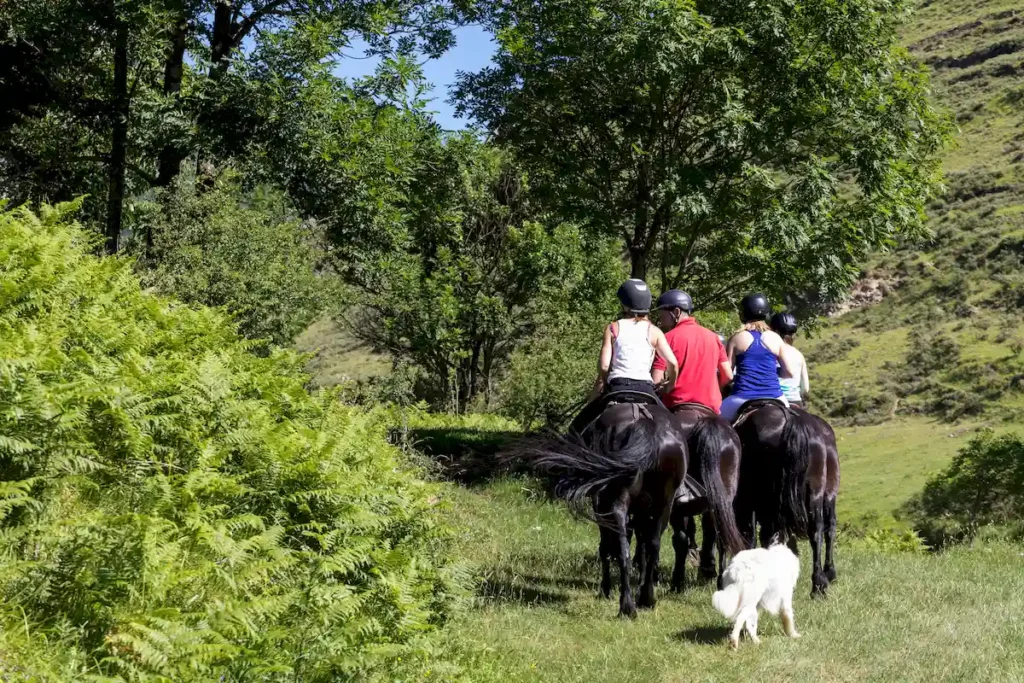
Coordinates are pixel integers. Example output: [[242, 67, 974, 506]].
[[693, 418, 746, 556], [513, 420, 658, 507], [779, 412, 813, 534]]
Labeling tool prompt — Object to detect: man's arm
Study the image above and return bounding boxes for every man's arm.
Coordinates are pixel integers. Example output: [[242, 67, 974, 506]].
[[719, 336, 735, 386], [718, 361, 734, 387]]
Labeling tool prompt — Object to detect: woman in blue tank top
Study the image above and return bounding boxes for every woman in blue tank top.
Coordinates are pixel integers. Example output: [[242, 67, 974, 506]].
[[720, 293, 792, 422]]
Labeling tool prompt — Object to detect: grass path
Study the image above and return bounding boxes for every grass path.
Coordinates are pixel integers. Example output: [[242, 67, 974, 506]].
[[440, 480, 1024, 683], [424, 417, 1024, 682]]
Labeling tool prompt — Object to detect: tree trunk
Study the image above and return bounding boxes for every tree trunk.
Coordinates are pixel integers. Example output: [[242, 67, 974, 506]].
[[155, 5, 189, 188], [210, 1, 235, 78], [105, 14, 129, 254]]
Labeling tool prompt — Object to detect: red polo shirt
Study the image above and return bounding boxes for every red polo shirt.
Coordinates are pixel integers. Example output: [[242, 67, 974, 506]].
[[653, 318, 728, 412]]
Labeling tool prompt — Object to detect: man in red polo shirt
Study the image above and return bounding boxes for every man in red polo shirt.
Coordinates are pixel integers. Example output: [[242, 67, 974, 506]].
[[651, 290, 733, 413]]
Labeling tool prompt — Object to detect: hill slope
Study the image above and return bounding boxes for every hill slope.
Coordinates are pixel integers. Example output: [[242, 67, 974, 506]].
[[804, 0, 1024, 425]]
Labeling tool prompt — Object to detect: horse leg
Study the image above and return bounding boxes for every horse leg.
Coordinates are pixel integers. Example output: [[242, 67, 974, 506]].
[[808, 492, 828, 598], [670, 505, 689, 593], [637, 515, 663, 610], [824, 493, 838, 583], [613, 493, 637, 618], [699, 513, 717, 580], [631, 521, 647, 581], [598, 525, 613, 599], [685, 515, 699, 564]]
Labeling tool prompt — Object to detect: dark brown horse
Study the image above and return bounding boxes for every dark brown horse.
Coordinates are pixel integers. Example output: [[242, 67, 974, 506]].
[[665, 404, 744, 592], [517, 400, 690, 617], [733, 401, 840, 596]]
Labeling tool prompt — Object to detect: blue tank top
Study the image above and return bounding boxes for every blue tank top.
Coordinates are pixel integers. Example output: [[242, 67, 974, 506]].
[[732, 331, 783, 399]]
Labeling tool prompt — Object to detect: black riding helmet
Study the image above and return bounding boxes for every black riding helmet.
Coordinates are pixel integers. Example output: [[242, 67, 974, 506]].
[[655, 289, 693, 313], [739, 293, 770, 323], [770, 311, 799, 336], [617, 279, 652, 314]]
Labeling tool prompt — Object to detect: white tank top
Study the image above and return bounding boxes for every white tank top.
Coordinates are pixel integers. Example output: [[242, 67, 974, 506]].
[[607, 319, 655, 382], [780, 376, 802, 403]]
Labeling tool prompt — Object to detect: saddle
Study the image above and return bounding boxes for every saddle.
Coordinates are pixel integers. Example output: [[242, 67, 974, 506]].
[[670, 402, 718, 419], [569, 390, 660, 437], [731, 398, 790, 429]]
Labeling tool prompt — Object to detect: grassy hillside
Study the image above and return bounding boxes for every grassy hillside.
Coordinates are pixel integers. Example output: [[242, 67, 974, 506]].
[[804, 0, 1024, 425]]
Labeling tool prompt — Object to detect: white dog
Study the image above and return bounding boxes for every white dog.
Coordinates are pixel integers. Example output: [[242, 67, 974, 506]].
[[712, 544, 801, 648]]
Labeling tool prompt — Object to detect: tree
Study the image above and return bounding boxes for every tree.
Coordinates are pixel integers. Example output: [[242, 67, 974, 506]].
[[361, 135, 616, 412], [455, 0, 952, 308], [0, 0, 168, 251], [128, 171, 338, 346], [0, 0, 462, 248], [154, 0, 462, 187]]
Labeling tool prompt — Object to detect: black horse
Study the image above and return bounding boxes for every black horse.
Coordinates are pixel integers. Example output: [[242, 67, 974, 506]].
[[733, 401, 840, 596], [664, 404, 744, 592], [517, 399, 688, 617]]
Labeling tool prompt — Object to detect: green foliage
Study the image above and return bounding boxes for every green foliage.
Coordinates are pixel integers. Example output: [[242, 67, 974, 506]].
[[363, 135, 624, 413], [0, 202, 460, 681], [499, 320, 600, 430], [128, 173, 337, 346], [457, 0, 952, 306], [905, 430, 1024, 547]]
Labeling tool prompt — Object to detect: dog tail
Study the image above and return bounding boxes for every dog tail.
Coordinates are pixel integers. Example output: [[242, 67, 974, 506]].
[[712, 583, 743, 620]]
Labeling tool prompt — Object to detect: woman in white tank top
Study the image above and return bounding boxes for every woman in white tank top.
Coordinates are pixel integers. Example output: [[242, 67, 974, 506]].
[[587, 279, 679, 402]]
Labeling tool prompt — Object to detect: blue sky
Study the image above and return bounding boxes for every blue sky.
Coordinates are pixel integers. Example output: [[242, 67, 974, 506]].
[[334, 25, 497, 130]]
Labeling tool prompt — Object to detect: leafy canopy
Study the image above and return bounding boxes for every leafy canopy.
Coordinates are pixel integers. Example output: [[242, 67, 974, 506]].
[[456, 0, 952, 308]]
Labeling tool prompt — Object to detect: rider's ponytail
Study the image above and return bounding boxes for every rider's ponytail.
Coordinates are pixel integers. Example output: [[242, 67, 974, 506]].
[[735, 320, 770, 335]]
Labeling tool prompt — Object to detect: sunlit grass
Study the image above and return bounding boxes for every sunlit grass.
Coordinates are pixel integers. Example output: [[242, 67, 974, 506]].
[[432, 475, 1024, 683]]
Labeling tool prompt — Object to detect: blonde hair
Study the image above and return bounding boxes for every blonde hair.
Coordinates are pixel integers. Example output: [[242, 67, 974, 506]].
[[733, 321, 770, 336]]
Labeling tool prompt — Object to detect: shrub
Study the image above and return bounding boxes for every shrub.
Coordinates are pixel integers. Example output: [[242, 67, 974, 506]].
[[498, 319, 601, 430], [904, 430, 1024, 547], [0, 202, 460, 681], [128, 173, 337, 347]]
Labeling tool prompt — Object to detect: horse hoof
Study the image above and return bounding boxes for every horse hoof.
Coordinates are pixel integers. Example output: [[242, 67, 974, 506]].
[[637, 595, 656, 610], [670, 582, 685, 594], [824, 567, 837, 583], [699, 566, 717, 581], [620, 602, 638, 619]]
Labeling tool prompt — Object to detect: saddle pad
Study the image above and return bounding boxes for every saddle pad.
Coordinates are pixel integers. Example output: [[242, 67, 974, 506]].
[[732, 398, 789, 429]]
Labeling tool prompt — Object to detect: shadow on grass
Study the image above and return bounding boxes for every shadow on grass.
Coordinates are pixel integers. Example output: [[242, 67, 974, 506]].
[[479, 576, 572, 606], [476, 551, 604, 606], [675, 625, 731, 645], [398, 427, 536, 486]]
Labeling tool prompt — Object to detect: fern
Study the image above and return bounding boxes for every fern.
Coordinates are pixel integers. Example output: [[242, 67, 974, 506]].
[[0, 203, 459, 680]]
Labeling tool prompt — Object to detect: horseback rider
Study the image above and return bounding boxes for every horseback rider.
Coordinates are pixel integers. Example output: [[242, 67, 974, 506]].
[[770, 311, 810, 410], [720, 293, 795, 422], [651, 289, 733, 414], [570, 279, 678, 435]]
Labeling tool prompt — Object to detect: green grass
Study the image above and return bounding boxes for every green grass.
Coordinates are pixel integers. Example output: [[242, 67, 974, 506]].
[[833, 418, 990, 526], [294, 314, 391, 386], [430, 477, 1024, 683]]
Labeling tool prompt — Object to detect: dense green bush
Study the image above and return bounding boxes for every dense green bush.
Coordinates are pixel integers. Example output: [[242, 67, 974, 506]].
[[904, 430, 1024, 547], [129, 173, 337, 347], [0, 202, 459, 681]]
